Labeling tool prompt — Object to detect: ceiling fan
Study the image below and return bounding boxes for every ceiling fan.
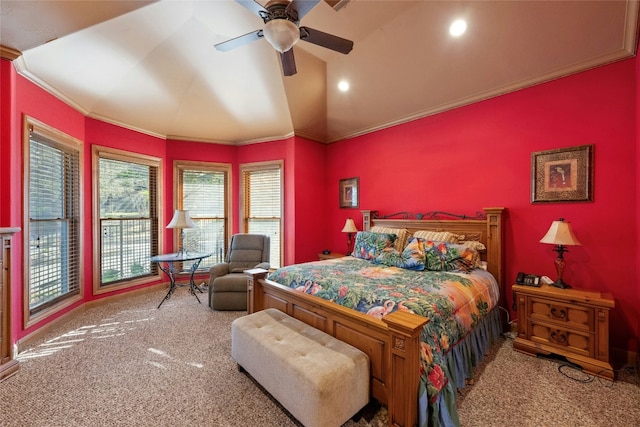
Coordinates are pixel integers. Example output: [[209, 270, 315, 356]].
[[214, 0, 354, 76]]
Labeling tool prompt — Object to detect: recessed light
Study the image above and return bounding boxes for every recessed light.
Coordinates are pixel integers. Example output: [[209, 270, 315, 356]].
[[449, 19, 467, 37], [338, 80, 350, 92]]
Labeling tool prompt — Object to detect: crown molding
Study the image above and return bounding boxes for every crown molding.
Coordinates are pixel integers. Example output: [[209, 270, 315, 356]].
[[0, 45, 22, 61]]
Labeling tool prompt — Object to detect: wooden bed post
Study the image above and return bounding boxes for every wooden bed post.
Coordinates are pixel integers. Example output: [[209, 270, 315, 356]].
[[483, 207, 506, 330], [383, 311, 429, 427], [483, 207, 504, 289], [245, 268, 268, 314], [361, 210, 372, 231]]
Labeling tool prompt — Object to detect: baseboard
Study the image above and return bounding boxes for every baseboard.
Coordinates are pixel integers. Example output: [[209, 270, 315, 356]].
[[16, 283, 165, 353]]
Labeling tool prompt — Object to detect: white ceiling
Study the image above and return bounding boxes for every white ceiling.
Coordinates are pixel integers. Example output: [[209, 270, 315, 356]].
[[1, 0, 638, 144]]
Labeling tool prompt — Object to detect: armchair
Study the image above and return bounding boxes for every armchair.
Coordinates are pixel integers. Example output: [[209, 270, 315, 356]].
[[208, 233, 270, 311]]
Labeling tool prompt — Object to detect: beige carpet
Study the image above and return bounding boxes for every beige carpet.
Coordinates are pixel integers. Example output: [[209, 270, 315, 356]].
[[1, 286, 638, 427]]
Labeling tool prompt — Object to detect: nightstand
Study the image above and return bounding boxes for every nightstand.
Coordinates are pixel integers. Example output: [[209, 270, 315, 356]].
[[512, 283, 615, 379], [318, 252, 345, 260]]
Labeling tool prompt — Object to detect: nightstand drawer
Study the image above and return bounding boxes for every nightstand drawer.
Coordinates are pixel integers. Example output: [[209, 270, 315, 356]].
[[529, 296, 593, 332], [528, 320, 593, 357]]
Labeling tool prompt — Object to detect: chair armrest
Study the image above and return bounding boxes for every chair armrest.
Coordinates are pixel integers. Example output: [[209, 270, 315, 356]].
[[209, 263, 230, 286], [254, 262, 270, 271]]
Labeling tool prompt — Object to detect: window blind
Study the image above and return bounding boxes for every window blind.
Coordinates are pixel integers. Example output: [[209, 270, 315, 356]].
[[242, 165, 282, 268], [179, 167, 229, 269], [98, 157, 158, 285], [28, 135, 81, 313]]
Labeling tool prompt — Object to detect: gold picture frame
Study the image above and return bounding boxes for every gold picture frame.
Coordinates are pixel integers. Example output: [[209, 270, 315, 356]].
[[339, 177, 359, 208], [531, 145, 593, 203]]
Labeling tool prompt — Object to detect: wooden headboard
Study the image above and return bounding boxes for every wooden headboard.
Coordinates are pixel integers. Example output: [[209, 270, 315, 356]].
[[363, 207, 506, 309]]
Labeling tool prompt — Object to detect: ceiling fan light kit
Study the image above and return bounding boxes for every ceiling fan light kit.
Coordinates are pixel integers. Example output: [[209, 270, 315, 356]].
[[215, 0, 354, 76], [263, 18, 300, 52]]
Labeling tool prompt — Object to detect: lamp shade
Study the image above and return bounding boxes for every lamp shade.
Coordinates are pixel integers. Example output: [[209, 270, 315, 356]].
[[262, 19, 300, 53], [166, 210, 195, 229], [341, 218, 358, 233], [539, 219, 581, 246]]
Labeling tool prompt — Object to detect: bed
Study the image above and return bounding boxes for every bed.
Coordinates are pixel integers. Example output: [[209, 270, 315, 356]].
[[245, 207, 506, 427]]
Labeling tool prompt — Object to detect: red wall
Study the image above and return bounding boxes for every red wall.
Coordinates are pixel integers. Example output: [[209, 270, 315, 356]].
[[292, 137, 327, 262], [636, 42, 640, 355], [326, 58, 638, 352]]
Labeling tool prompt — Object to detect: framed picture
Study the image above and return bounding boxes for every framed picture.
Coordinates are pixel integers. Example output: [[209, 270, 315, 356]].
[[339, 177, 359, 208], [531, 145, 593, 203]]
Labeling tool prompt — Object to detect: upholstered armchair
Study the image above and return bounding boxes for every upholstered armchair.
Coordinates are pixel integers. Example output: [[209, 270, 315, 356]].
[[208, 234, 270, 311]]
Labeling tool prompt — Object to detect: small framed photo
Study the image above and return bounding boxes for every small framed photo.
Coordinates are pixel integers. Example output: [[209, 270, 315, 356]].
[[339, 177, 359, 208], [531, 145, 593, 203]]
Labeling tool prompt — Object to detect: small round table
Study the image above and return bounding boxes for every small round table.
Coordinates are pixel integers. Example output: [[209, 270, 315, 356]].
[[150, 252, 212, 308]]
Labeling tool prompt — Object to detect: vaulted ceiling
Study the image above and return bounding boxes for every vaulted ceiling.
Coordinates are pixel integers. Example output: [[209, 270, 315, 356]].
[[1, 1, 638, 144]]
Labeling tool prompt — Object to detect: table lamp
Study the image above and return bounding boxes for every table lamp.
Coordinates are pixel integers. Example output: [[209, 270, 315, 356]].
[[167, 209, 195, 256], [539, 218, 581, 288], [341, 218, 358, 255]]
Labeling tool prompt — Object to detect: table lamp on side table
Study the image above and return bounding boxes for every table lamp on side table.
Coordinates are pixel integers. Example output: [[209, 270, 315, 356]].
[[167, 209, 195, 256], [539, 218, 581, 289], [341, 218, 358, 255]]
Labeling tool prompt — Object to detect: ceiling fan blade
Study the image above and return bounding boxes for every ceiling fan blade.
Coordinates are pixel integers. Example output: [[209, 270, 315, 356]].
[[235, 0, 267, 17], [280, 49, 297, 76], [287, 0, 321, 20], [214, 30, 263, 52], [299, 27, 353, 54]]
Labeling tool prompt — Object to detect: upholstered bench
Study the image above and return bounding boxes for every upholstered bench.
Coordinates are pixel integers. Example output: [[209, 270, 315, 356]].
[[231, 308, 370, 427]]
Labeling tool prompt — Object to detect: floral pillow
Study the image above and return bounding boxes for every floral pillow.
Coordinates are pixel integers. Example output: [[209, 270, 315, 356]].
[[399, 237, 428, 270], [352, 231, 397, 261], [370, 226, 410, 251], [374, 237, 426, 271], [423, 241, 479, 273], [372, 238, 480, 273], [373, 247, 404, 267]]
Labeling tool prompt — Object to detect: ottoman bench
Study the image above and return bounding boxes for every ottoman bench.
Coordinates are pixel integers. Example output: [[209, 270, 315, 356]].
[[231, 308, 370, 427]]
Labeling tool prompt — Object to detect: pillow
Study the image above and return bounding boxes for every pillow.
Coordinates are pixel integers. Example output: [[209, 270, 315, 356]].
[[423, 241, 480, 273], [412, 230, 462, 244], [460, 240, 487, 252], [352, 231, 397, 261], [370, 226, 410, 251], [374, 237, 426, 271], [373, 247, 404, 268], [398, 237, 427, 270]]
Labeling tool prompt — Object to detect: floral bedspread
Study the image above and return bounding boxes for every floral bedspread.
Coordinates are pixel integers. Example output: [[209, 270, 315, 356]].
[[266, 256, 500, 407]]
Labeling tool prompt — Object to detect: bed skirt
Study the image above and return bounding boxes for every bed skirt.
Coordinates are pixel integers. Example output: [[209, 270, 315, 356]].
[[422, 307, 504, 427]]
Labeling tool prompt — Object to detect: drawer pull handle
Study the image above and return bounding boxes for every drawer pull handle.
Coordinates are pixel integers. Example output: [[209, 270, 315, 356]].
[[550, 331, 567, 344], [551, 307, 566, 319]]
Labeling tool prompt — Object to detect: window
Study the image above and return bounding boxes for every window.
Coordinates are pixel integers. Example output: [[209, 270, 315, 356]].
[[175, 161, 231, 270], [240, 161, 283, 268], [24, 117, 82, 322], [93, 147, 161, 293]]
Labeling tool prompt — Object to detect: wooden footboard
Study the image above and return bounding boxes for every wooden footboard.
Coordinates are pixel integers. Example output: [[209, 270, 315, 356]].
[[245, 269, 428, 427]]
